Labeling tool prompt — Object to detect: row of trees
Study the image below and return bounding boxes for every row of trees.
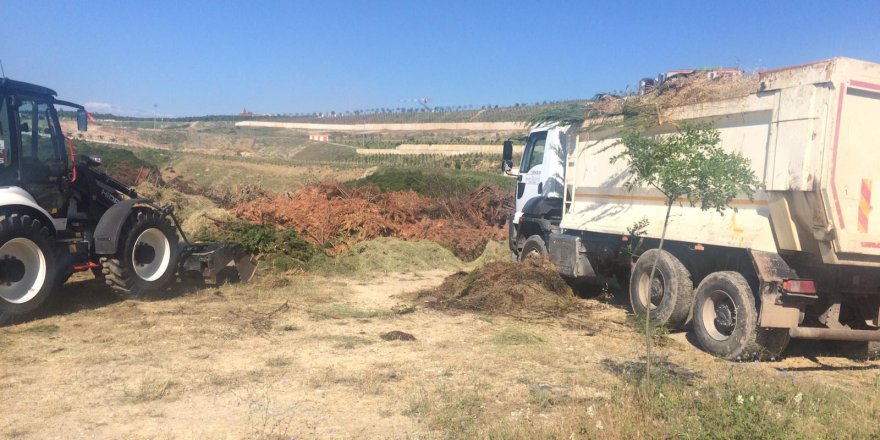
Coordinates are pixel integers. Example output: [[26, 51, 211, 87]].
[[77, 99, 590, 124]]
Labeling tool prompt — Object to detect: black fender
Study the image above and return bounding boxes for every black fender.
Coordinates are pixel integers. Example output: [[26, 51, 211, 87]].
[[94, 199, 153, 255], [522, 196, 562, 218]]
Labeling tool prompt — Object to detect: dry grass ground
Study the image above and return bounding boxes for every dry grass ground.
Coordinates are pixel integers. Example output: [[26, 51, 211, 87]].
[[2, 267, 880, 439], [163, 156, 371, 194]]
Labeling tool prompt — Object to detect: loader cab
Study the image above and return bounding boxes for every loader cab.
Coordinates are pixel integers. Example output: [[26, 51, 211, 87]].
[[512, 125, 570, 224], [0, 79, 70, 217]]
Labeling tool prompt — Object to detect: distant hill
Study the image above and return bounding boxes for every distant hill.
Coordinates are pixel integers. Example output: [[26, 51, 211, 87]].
[[78, 99, 593, 125]]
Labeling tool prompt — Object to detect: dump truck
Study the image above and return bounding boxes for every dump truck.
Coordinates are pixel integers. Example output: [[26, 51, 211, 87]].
[[505, 57, 880, 359], [0, 78, 255, 325]]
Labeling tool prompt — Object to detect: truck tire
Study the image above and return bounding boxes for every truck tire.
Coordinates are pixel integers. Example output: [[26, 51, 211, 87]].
[[102, 209, 179, 297], [518, 235, 546, 262], [629, 249, 693, 328], [692, 271, 789, 360], [0, 214, 56, 325]]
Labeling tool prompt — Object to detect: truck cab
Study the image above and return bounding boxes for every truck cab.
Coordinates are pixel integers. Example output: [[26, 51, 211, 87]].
[[508, 124, 573, 259]]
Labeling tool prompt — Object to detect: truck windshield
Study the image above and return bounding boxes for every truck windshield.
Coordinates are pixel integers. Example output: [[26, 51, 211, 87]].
[[521, 132, 546, 173]]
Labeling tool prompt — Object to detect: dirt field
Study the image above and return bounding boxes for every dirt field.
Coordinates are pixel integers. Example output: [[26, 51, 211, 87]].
[[3, 263, 880, 439]]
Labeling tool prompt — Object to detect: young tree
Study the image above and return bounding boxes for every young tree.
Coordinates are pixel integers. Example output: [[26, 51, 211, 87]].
[[613, 122, 760, 385]]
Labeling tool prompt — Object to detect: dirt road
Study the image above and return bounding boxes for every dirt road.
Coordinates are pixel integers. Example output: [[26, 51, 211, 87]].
[[2, 270, 879, 439]]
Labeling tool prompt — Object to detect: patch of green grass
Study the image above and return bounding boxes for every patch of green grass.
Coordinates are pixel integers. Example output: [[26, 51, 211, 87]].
[[529, 386, 556, 408], [18, 324, 59, 334], [468, 240, 512, 269], [73, 140, 158, 175], [490, 327, 544, 346], [430, 391, 483, 440], [290, 143, 358, 161], [459, 271, 479, 296], [349, 167, 513, 198], [402, 355, 880, 440], [264, 356, 292, 368], [207, 372, 241, 388], [123, 376, 176, 403], [626, 314, 672, 347], [313, 238, 464, 276], [320, 335, 374, 349], [307, 303, 393, 320], [405, 393, 432, 418], [195, 222, 319, 272]]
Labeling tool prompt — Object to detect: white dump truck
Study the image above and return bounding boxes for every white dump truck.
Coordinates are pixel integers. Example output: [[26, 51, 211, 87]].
[[506, 57, 880, 359]]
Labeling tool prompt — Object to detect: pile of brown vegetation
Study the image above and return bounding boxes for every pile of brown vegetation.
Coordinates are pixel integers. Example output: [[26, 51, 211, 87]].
[[163, 169, 268, 208], [418, 256, 578, 318], [586, 71, 760, 128], [234, 182, 511, 260], [638, 72, 758, 108]]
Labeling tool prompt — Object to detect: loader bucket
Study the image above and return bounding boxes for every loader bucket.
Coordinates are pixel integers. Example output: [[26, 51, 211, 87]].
[[178, 242, 257, 285]]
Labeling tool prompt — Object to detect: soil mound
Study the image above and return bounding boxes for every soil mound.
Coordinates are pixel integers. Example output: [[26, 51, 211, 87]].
[[420, 256, 577, 318]]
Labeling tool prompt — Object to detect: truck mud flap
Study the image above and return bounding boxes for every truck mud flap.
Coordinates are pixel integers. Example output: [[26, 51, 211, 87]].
[[548, 234, 596, 278]]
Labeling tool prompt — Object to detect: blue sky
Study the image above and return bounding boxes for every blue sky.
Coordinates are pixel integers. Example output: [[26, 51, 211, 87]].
[[1, 0, 878, 117]]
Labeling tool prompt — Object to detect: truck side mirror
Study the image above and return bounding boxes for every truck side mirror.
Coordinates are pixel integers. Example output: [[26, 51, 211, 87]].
[[502, 139, 513, 173], [76, 109, 88, 132]]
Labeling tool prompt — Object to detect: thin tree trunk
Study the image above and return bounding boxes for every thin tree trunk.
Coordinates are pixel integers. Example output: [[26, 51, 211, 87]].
[[645, 199, 674, 388]]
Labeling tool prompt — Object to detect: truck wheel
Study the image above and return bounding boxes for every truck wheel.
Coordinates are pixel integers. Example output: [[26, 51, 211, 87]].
[[518, 235, 546, 262], [0, 214, 56, 325], [102, 209, 179, 297], [692, 271, 789, 360], [629, 249, 693, 328]]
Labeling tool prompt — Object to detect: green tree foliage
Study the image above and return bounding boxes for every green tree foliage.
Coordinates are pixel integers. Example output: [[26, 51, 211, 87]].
[[613, 123, 761, 211], [612, 122, 760, 391]]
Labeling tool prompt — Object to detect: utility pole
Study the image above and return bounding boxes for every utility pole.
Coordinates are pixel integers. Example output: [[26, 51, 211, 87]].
[[153, 104, 158, 129]]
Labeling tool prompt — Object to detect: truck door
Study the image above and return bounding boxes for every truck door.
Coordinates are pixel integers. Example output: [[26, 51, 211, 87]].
[[514, 127, 568, 219], [12, 98, 69, 217], [515, 130, 547, 214]]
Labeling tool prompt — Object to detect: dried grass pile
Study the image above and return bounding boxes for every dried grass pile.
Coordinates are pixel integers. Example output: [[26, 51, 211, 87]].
[[419, 256, 578, 318]]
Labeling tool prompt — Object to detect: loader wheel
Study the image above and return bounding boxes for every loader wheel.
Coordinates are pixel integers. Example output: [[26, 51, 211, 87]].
[[692, 271, 789, 360], [629, 249, 694, 329], [0, 214, 56, 325], [102, 209, 179, 297], [519, 235, 546, 262]]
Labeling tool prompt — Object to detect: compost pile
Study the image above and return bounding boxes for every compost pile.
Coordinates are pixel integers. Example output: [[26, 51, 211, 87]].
[[234, 182, 512, 260], [418, 256, 578, 318]]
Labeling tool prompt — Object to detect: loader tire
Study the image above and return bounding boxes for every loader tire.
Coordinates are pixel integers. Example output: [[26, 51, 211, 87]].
[[692, 271, 789, 360], [102, 209, 179, 297], [0, 214, 56, 325], [629, 249, 694, 329], [518, 235, 547, 262]]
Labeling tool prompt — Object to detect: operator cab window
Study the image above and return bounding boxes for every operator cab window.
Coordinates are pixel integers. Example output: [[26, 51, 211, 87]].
[[521, 132, 547, 173], [17, 100, 61, 164], [13, 98, 67, 216]]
